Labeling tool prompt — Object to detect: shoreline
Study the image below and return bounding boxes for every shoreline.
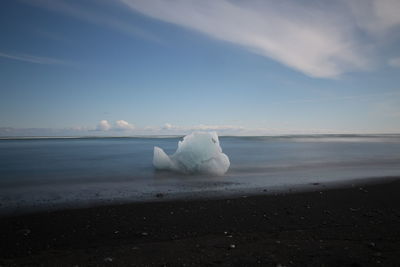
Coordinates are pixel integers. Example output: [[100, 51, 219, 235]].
[[1, 175, 399, 218], [1, 177, 400, 266]]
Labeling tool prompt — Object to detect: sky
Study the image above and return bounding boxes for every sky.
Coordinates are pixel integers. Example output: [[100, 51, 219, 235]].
[[0, 0, 400, 136]]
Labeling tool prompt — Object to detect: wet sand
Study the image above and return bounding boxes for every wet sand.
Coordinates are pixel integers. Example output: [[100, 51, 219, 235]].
[[1, 178, 400, 266]]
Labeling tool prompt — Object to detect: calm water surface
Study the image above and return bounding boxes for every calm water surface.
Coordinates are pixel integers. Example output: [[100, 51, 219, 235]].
[[1, 135, 400, 214]]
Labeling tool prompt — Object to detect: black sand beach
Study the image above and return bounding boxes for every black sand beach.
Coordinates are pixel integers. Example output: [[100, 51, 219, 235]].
[[1, 178, 400, 266]]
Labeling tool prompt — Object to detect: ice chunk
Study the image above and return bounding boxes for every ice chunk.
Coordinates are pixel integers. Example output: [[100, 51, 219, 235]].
[[153, 132, 230, 175]]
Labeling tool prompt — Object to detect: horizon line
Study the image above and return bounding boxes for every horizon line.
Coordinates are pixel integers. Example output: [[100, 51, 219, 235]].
[[1, 133, 400, 140]]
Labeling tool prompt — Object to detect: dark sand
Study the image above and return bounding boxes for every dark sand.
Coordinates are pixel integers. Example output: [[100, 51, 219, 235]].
[[1, 179, 400, 266]]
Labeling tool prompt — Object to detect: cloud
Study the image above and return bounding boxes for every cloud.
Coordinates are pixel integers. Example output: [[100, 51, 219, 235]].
[[118, 0, 400, 78], [160, 123, 244, 133], [0, 52, 68, 65], [388, 57, 400, 67], [348, 0, 400, 35], [96, 120, 112, 131], [114, 120, 135, 130], [372, 99, 400, 118], [162, 123, 173, 130], [96, 120, 135, 131], [191, 124, 244, 131]]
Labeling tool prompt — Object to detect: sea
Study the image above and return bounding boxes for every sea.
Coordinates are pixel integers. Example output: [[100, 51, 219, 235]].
[[1, 134, 400, 215]]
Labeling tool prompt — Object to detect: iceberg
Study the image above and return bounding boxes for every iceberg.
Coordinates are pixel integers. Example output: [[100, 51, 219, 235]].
[[153, 132, 230, 175]]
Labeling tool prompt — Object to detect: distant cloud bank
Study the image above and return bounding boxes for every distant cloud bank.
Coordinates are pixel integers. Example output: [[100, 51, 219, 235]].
[[0, 120, 384, 137], [0, 120, 247, 137]]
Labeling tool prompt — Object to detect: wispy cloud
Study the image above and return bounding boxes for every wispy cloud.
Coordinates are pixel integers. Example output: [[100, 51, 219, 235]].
[[23, 0, 160, 42], [372, 98, 400, 118], [270, 91, 400, 105], [34, 29, 73, 43], [347, 0, 400, 35], [118, 0, 400, 78], [0, 52, 68, 65], [388, 57, 400, 67]]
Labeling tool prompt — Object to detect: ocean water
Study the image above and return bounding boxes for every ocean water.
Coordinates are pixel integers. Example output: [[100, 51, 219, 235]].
[[1, 135, 400, 214]]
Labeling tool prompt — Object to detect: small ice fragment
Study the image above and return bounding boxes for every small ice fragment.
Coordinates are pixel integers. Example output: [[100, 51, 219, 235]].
[[153, 131, 230, 175], [104, 257, 113, 263], [17, 229, 31, 236]]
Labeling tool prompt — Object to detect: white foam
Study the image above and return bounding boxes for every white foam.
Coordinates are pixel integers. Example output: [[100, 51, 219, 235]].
[[153, 132, 230, 175]]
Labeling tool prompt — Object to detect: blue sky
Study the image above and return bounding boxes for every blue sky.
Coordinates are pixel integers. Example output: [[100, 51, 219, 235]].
[[1, 0, 400, 136]]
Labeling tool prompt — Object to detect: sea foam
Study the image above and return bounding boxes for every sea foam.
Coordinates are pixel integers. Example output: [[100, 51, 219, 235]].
[[153, 132, 230, 175]]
